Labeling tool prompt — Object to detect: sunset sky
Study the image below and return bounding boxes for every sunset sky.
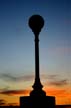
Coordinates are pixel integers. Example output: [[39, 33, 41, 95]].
[[0, 0, 71, 106]]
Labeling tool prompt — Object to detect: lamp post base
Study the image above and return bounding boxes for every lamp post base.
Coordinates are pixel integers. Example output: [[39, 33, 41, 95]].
[[20, 96, 55, 108]]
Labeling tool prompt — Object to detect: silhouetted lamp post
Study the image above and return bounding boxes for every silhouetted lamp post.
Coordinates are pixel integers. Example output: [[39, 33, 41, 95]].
[[29, 15, 46, 96], [20, 15, 55, 108]]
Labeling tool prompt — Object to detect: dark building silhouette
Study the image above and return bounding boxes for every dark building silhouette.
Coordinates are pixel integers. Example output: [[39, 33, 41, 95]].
[[20, 15, 55, 108]]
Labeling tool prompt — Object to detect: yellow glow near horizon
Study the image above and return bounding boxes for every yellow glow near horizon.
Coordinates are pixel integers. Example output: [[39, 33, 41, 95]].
[[0, 86, 71, 106]]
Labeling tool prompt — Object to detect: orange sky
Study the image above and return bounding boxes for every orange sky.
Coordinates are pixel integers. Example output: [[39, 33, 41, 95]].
[[0, 86, 71, 106]]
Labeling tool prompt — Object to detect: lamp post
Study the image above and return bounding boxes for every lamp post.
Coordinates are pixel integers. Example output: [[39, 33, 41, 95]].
[[29, 15, 46, 96]]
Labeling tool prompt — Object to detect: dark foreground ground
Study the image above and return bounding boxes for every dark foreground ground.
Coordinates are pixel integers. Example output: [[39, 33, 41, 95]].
[[0, 105, 71, 108]]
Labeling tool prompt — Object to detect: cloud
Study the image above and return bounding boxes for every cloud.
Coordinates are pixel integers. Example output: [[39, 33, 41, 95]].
[[0, 73, 34, 82], [0, 73, 69, 87], [0, 73, 17, 81], [44, 74, 68, 87], [7, 103, 18, 106], [47, 75, 58, 79], [0, 99, 18, 106], [0, 87, 70, 100], [0, 99, 6, 105], [0, 86, 9, 92], [0, 89, 30, 96], [48, 79, 68, 86]]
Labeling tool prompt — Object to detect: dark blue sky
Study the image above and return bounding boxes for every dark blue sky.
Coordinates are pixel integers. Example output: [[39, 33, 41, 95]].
[[0, 0, 71, 91]]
